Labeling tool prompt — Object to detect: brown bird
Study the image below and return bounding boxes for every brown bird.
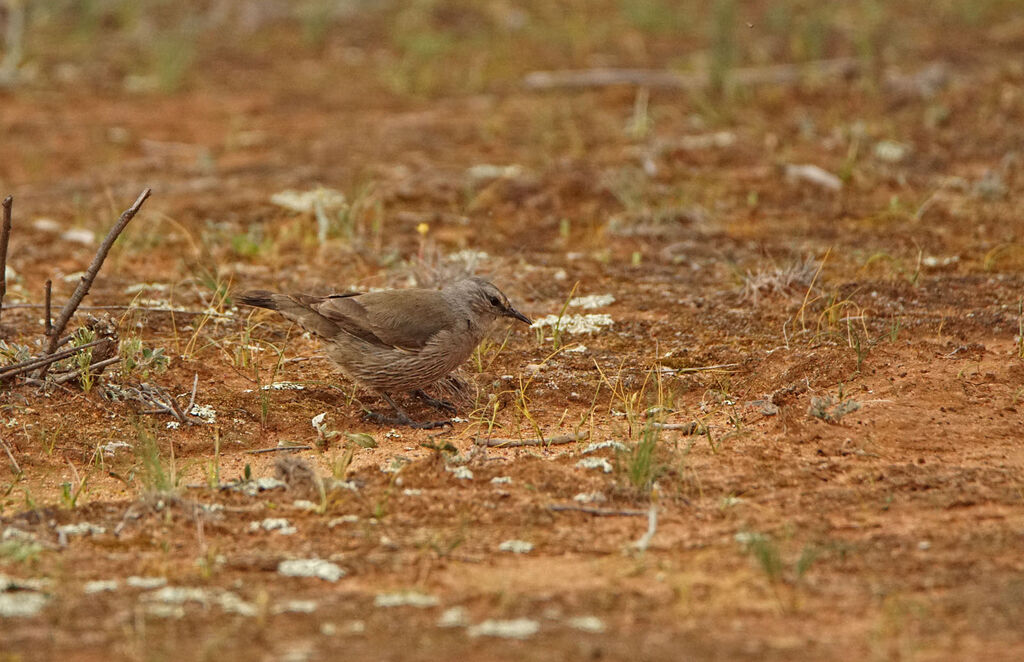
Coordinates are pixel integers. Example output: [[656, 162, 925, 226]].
[[237, 277, 532, 428]]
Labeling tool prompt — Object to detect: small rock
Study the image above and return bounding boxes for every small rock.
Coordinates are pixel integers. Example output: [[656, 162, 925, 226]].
[[498, 539, 534, 554], [575, 457, 613, 474], [278, 559, 346, 582], [374, 592, 439, 608], [467, 618, 540, 639]]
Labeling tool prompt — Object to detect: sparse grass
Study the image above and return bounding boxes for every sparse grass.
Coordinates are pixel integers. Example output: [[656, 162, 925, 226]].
[[134, 423, 179, 494]]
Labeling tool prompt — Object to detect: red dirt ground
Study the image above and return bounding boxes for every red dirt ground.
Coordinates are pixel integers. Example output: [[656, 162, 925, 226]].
[[2, 3, 1024, 660]]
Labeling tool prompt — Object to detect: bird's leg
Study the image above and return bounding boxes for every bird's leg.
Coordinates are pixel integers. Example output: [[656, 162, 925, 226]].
[[410, 389, 457, 415], [363, 392, 451, 430]]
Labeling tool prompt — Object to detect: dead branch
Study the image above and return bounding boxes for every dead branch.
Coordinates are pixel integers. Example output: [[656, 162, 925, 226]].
[[0, 338, 109, 380], [547, 504, 648, 517], [38, 188, 151, 377], [0, 195, 11, 323], [523, 57, 859, 91], [0, 438, 21, 475], [473, 431, 587, 448], [43, 280, 52, 336], [2, 303, 234, 318], [51, 356, 120, 386], [246, 445, 313, 454]]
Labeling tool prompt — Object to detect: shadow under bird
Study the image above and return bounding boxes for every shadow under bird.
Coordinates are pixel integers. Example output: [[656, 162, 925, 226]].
[[237, 277, 532, 428]]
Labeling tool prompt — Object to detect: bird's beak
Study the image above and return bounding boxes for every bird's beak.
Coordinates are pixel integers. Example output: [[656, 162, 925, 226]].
[[506, 306, 532, 325]]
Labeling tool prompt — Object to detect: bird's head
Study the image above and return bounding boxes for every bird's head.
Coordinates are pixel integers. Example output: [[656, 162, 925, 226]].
[[456, 277, 532, 326]]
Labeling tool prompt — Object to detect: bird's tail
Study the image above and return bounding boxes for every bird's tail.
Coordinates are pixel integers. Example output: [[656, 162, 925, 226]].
[[237, 290, 339, 339], [236, 290, 280, 310]]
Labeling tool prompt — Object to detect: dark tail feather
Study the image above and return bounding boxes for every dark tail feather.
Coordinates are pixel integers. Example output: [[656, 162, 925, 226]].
[[237, 290, 339, 339], [237, 290, 280, 310]]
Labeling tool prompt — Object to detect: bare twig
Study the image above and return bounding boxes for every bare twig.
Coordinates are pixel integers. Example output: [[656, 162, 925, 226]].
[[2, 303, 234, 318], [184, 373, 199, 418], [246, 445, 313, 455], [51, 356, 120, 385], [43, 280, 52, 336], [547, 504, 648, 517], [0, 338, 109, 379], [38, 188, 151, 377], [523, 58, 859, 90], [0, 195, 11, 323], [0, 438, 21, 475], [474, 431, 587, 448], [631, 501, 659, 552]]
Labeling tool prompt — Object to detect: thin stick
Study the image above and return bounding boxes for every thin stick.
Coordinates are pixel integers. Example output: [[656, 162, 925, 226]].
[[51, 356, 120, 385], [547, 504, 648, 517], [246, 445, 313, 454], [0, 338, 109, 379], [44, 280, 52, 336], [38, 188, 151, 376], [0, 438, 21, 475], [1, 303, 234, 318], [474, 431, 587, 448], [0, 196, 11, 323], [523, 58, 859, 90], [184, 373, 199, 418]]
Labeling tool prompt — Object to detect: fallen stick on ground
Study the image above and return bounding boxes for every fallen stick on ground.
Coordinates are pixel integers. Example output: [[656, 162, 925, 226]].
[[51, 356, 120, 386], [523, 57, 859, 90], [0, 338, 110, 380], [0, 196, 11, 323], [37, 188, 151, 378], [3, 303, 235, 318], [474, 431, 587, 448], [247, 446, 313, 454], [548, 504, 648, 517]]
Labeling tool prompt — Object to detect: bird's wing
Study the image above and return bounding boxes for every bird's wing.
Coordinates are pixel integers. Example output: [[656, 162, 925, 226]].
[[311, 289, 457, 350]]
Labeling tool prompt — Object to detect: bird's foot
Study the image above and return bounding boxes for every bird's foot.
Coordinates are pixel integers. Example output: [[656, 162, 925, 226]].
[[363, 409, 451, 430], [410, 389, 458, 415]]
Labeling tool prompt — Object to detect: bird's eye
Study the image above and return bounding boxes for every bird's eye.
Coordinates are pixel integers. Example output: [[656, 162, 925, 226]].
[[488, 295, 502, 307]]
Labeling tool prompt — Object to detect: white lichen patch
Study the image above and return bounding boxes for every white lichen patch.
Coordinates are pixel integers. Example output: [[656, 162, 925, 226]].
[[273, 600, 318, 614], [531, 314, 613, 335], [84, 580, 119, 594], [188, 403, 216, 424], [575, 457, 613, 474], [447, 466, 474, 480], [278, 559, 346, 582], [327, 515, 360, 528], [437, 606, 470, 628], [270, 187, 347, 214], [56, 522, 106, 537], [581, 440, 627, 454], [0, 592, 48, 617], [567, 616, 606, 633], [248, 518, 296, 535], [498, 540, 534, 554], [467, 618, 540, 639], [374, 591, 440, 608], [569, 294, 615, 309], [243, 382, 306, 393], [490, 476, 512, 485], [126, 576, 167, 590], [573, 491, 607, 504]]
